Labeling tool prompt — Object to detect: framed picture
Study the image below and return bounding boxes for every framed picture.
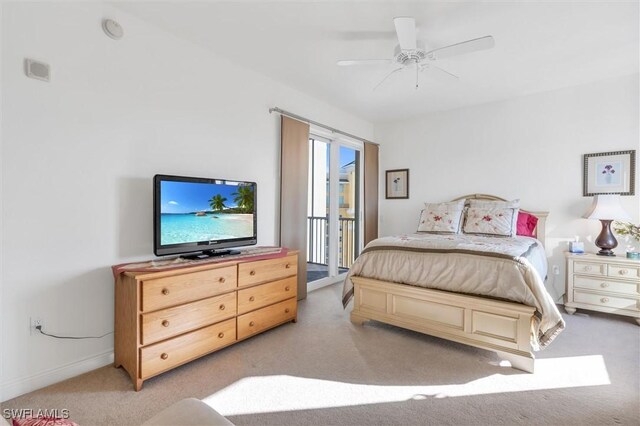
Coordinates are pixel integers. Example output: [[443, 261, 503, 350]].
[[385, 169, 409, 199], [583, 150, 636, 196]]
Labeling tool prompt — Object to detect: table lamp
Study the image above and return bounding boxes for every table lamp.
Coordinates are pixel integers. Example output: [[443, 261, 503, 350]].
[[583, 194, 631, 256]]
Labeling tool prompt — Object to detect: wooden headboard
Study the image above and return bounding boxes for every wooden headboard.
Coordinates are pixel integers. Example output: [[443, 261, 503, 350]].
[[451, 194, 549, 247]]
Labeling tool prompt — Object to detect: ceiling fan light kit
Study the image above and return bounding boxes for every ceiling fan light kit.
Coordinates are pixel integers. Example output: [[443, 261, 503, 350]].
[[338, 17, 495, 90]]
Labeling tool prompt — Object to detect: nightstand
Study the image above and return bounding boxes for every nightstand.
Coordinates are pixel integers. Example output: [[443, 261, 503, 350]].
[[565, 252, 640, 325]]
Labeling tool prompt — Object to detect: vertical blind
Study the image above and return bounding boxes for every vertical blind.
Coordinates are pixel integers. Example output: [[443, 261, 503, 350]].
[[363, 142, 379, 246], [279, 116, 310, 300]]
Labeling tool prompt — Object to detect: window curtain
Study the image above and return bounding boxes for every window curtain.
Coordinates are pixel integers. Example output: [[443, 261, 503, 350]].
[[279, 116, 310, 300], [363, 142, 379, 245]]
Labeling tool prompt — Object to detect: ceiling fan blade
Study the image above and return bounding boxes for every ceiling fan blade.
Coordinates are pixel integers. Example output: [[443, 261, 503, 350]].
[[337, 59, 393, 66], [431, 65, 459, 79], [432, 65, 460, 80], [393, 17, 417, 51], [373, 67, 404, 91], [427, 36, 495, 60]]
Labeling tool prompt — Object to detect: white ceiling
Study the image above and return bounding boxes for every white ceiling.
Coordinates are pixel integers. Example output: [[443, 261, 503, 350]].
[[117, 1, 639, 123]]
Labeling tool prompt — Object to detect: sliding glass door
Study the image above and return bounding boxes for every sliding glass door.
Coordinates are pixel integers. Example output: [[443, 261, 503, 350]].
[[307, 137, 331, 283], [307, 136, 362, 289]]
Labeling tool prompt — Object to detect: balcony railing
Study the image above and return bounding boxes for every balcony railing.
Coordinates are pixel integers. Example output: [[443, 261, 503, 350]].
[[307, 216, 357, 269]]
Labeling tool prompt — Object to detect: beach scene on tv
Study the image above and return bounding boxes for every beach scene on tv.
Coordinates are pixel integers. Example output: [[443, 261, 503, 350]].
[[160, 180, 255, 246]]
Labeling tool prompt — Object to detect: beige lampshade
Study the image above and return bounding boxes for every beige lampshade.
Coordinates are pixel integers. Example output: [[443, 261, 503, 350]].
[[583, 194, 632, 220]]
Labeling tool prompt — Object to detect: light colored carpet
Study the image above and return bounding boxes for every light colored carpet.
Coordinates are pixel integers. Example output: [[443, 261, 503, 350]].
[[2, 284, 639, 426]]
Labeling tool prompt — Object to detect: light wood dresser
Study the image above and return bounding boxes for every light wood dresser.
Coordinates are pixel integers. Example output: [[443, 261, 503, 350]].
[[114, 251, 298, 390], [564, 252, 640, 325]]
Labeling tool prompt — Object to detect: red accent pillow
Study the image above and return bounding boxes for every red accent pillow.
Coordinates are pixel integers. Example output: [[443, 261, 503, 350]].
[[516, 212, 538, 237]]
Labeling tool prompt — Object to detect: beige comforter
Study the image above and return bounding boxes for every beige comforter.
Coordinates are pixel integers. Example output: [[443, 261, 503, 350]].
[[342, 233, 565, 349]]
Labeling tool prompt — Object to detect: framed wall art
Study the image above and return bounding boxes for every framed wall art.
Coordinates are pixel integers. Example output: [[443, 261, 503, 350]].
[[583, 150, 636, 196], [385, 169, 409, 199]]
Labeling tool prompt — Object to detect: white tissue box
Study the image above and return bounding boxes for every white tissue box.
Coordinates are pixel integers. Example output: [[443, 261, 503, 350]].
[[569, 241, 584, 253]]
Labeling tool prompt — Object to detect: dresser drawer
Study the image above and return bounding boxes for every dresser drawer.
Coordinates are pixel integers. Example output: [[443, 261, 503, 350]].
[[142, 266, 237, 312], [237, 276, 297, 315], [574, 276, 639, 296], [573, 261, 607, 276], [140, 318, 236, 379], [238, 255, 297, 287], [607, 265, 640, 281], [141, 292, 237, 345], [573, 290, 639, 311], [237, 298, 296, 339]]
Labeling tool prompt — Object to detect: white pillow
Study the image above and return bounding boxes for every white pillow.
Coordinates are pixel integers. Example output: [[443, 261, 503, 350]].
[[418, 199, 465, 234], [463, 206, 519, 237]]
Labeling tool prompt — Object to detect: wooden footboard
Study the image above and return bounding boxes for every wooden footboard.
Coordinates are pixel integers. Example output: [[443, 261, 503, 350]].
[[350, 277, 536, 373]]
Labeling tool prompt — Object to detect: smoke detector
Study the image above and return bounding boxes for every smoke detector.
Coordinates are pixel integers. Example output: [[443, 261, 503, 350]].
[[102, 19, 124, 40]]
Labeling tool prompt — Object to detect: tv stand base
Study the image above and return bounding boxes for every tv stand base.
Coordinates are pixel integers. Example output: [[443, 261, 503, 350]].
[[181, 249, 241, 260]]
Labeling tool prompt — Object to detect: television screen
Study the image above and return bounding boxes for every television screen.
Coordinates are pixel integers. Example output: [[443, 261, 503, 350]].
[[154, 175, 257, 257]]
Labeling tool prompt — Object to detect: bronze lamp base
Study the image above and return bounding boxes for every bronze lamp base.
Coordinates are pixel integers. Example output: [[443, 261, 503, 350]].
[[595, 219, 618, 256]]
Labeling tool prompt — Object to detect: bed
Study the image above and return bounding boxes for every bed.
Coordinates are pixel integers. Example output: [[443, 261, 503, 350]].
[[343, 194, 564, 373]]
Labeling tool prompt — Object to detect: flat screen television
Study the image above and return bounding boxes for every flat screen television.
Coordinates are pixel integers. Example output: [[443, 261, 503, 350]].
[[153, 174, 257, 257]]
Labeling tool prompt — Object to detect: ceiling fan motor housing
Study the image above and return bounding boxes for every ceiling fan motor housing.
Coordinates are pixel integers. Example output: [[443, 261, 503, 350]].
[[393, 41, 430, 65]]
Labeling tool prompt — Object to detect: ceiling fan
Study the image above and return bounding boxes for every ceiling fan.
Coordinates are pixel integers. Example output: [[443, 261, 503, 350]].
[[337, 17, 495, 90]]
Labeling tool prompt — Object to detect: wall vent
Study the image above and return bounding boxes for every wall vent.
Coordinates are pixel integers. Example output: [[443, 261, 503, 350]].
[[24, 59, 50, 82]]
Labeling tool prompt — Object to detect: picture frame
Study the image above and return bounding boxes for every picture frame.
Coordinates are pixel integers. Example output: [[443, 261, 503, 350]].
[[385, 169, 409, 199], [583, 150, 636, 196]]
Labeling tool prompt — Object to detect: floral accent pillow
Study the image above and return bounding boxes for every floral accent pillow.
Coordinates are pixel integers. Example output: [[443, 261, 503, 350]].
[[417, 199, 465, 234], [463, 207, 519, 236], [12, 417, 79, 426]]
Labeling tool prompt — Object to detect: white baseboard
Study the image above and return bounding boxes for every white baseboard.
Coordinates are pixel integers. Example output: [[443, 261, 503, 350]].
[[1, 350, 114, 402]]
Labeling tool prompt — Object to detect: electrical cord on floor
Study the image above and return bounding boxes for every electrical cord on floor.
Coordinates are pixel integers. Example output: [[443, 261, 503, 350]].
[[35, 325, 113, 340]]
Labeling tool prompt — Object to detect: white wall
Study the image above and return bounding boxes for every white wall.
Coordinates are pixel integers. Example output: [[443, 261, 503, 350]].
[[376, 74, 639, 302], [0, 2, 372, 401]]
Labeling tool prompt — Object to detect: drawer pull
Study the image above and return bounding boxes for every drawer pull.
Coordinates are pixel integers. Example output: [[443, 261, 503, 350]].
[[161, 288, 170, 295], [161, 353, 168, 360], [285, 308, 290, 314], [600, 297, 609, 304], [249, 296, 255, 302], [219, 304, 226, 311], [161, 320, 170, 327], [584, 266, 592, 271], [249, 321, 255, 327], [619, 269, 629, 275], [218, 332, 224, 339], [285, 263, 291, 269], [250, 270, 256, 276], [600, 282, 609, 288], [285, 286, 290, 291], [219, 277, 226, 283]]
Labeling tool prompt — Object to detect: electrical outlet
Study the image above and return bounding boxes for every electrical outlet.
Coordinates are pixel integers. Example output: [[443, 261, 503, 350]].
[[30, 317, 43, 335], [552, 265, 560, 275]]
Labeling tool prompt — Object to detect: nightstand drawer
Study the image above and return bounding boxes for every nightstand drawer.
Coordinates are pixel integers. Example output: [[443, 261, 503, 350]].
[[574, 276, 640, 296], [608, 265, 640, 281], [573, 290, 639, 311], [573, 261, 607, 276]]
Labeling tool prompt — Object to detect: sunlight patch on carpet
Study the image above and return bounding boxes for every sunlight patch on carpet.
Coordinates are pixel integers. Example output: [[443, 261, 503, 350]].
[[203, 355, 610, 415]]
